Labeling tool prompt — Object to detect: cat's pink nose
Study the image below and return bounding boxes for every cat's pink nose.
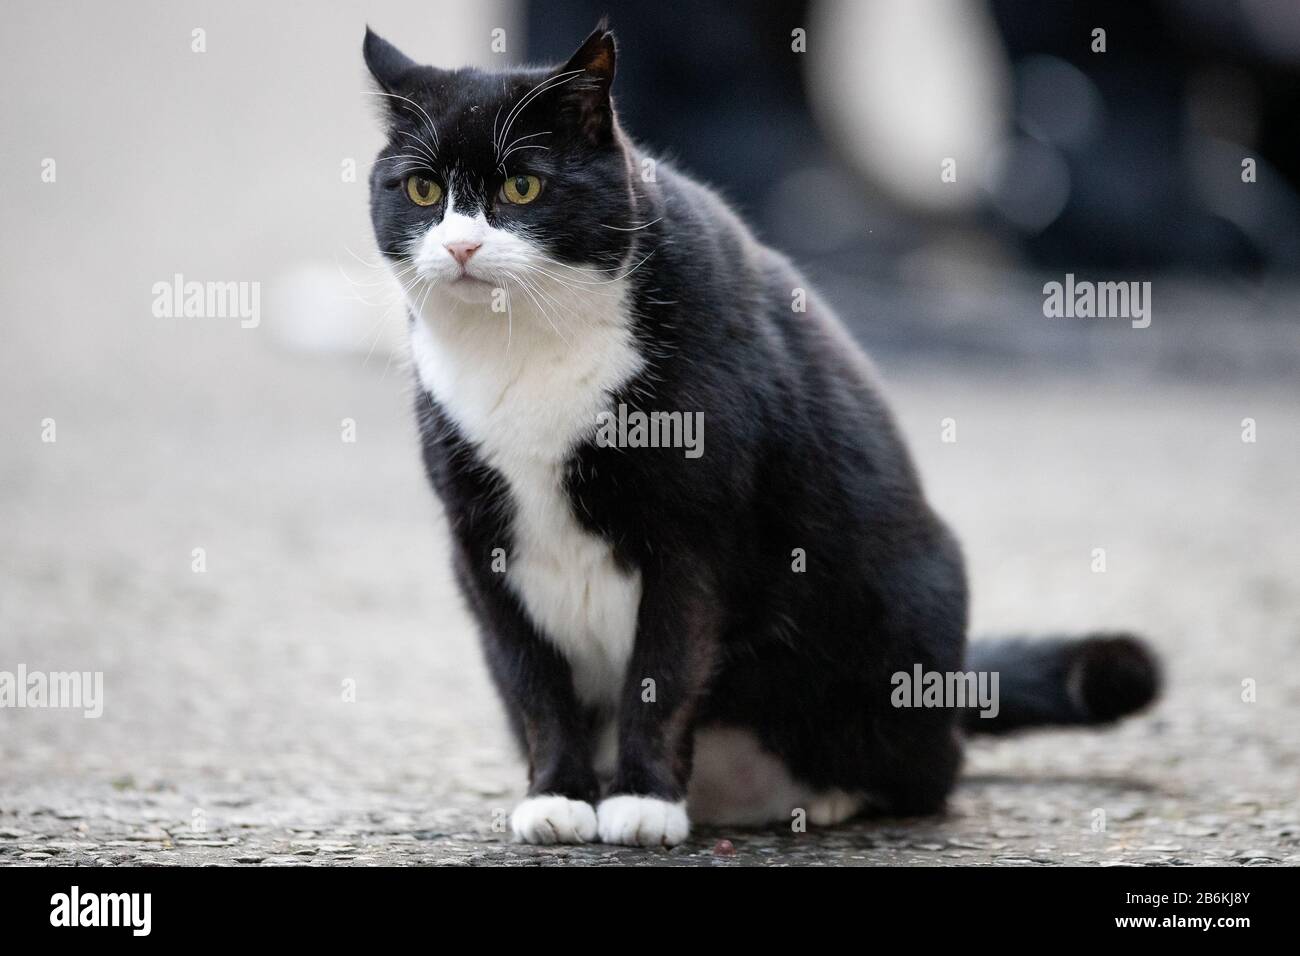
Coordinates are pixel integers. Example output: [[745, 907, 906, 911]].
[[445, 241, 481, 267]]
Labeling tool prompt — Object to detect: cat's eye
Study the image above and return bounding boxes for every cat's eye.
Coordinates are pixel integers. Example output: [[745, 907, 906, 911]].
[[500, 174, 543, 205], [406, 175, 443, 207]]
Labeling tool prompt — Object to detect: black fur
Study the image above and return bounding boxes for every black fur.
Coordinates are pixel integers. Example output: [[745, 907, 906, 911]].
[[366, 25, 1160, 822], [964, 634, 1161, 735]]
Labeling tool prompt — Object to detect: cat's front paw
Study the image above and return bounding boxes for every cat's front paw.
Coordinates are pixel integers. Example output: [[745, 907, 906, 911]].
[[511, 795, 598, 844], [596, 795, 690, 847]]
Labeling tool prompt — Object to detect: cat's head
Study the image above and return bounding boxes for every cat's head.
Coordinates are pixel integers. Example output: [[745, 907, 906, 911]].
[[364, 24, 637, 307]]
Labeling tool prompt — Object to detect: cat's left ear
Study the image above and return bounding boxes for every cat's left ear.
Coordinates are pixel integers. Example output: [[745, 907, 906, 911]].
[[553, 23, 617, 144], [364, 26, 417, 94]]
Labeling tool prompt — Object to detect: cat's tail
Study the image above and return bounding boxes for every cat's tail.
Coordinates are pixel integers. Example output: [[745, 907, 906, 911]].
[[961, 633, 1160, 735]]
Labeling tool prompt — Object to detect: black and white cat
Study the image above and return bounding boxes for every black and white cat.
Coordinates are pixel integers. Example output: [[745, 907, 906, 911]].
[[364, 24, 1159, 847]]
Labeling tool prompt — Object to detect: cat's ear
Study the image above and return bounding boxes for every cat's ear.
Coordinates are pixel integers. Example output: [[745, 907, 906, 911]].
[[552, 22, 617, 145], [363, 26, 417, 94]]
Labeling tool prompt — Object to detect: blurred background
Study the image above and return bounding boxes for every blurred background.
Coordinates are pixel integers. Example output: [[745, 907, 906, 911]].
[[1, 1, 1297, 865], [527, 0, 1300, 371]]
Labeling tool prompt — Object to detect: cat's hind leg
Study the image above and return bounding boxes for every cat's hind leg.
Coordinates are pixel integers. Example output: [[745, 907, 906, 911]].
[[687, 725, 871, 827]]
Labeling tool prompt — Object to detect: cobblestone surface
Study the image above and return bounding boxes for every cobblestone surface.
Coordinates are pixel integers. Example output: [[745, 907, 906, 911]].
[[2, 340, 1298, 866]]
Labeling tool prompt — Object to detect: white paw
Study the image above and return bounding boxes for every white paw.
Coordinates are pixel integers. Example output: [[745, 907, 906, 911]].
[[597, 795, 690, 847], [806, 790, 865, 826], [510, 795, 597, 845]]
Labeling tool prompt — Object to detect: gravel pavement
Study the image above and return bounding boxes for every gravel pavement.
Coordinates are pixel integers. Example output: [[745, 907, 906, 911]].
[[2, 330, 1297, 867]]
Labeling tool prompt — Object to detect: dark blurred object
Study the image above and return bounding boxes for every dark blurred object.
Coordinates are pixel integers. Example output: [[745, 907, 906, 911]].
[[525, 0, 824, 236], [527, 0, 919, 324], [987, 0, 1300, 273], [526, 0, 1300, 385], [529, 0, 1300, 278]]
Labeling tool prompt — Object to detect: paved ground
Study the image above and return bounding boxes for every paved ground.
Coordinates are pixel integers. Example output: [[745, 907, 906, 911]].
[[2, 326, 1298, 866]]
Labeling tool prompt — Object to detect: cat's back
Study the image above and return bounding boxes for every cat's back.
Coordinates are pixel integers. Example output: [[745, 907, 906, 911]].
[[640, 155, 891, 420], [633, 152, 928, 538]]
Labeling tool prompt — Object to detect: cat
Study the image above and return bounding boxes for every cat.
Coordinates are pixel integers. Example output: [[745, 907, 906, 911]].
[[364, 22, 1160, 847]]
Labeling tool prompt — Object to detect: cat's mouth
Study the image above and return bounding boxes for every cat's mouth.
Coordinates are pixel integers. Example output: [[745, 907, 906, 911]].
[[438, 270, 497, 305]]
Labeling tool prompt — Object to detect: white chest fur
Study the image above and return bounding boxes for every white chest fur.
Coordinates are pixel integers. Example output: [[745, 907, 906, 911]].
[[408, 276, 645, 708]]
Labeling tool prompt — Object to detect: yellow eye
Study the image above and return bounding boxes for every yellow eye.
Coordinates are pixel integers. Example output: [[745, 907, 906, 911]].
[[405, 175, 442, 207], [500, 174, 543, 205]]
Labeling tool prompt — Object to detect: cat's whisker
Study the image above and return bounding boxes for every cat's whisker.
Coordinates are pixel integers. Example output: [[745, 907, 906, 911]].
[[599, 217, 663, 232], [377, 158, 444, 177], [355, 264, 428, 359], [499, 144, 550, 165], [335, 251, 423, 316], [376, 273, 438, 367], [510, 271, 574, 346], [340, 247, 426, 356], [495, 72, 579, 155], [530, 250, 658, 287], [348, 273, 423, 303], [510, 271, 569, 338], [336, 270, 419, 308], [410, 275, 438, 328], [530, 251, 653, 277], [387, 164, 437, 178], [508, 275, 558, 339], [338, 255, 419, 287], [500, 131, 552, 165], [338, 246, 407, 275], [515, 267, 609, 340], [521, 271, 590, 329], [395, 129, 438, 158], [501, 130, 551, 152], [517, 252, 623, 278], [359, 293, 405, 367], [497, 271, 521, 353], [606, 250, 658, 284], [341, 274, 419, 297], [369, 153, 441, 174], [506, 242, 636, 298], [362, 90, 440, 152], [370, 153, 434, 164], [521, 266, 626, 299], [344, 266, 421, 295], [495, 71, 582, 163]]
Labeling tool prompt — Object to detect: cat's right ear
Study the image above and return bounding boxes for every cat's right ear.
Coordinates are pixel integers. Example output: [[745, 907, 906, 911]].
[[363, 26, 417, 94]]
